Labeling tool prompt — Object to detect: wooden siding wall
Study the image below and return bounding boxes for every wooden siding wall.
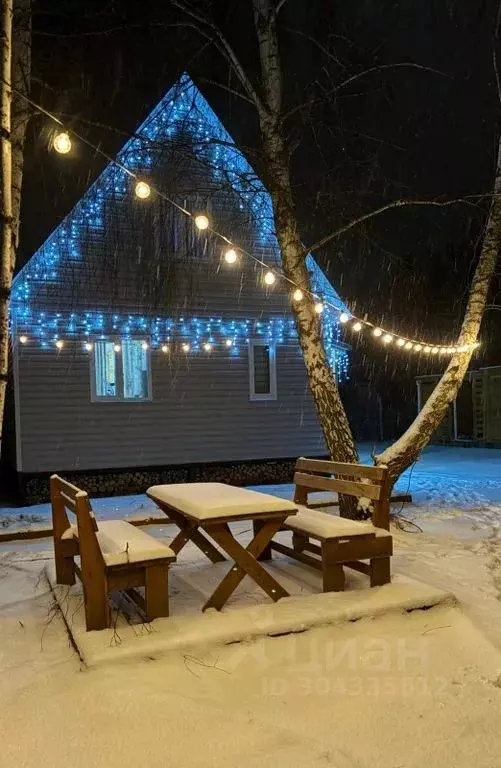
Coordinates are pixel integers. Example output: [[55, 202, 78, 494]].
[[16, 343, 325, 473]]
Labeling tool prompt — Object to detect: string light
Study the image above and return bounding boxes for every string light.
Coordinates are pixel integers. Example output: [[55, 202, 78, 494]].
[[135, 181, 151, 200], [182, 343, 190, 352], [53, 132, 71, 154], [225, 339, 233, 347], [114, 343, 121, 353], [55, 339, 64, 349], [194, 214, 209, 230], [141, 341, 149, 350], [13, 76, 479, 363], [84, 342, 93, 352], [19, 335, 28, 344], [203, 342, 212, 351], [224, 248, 238, 264]]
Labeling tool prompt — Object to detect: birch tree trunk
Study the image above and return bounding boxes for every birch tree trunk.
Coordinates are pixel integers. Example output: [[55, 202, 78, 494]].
[[0, 0, 13, 455], [11, 0, 30, 252], [251, 0, 359, 514], [375, 138, 501, 484]]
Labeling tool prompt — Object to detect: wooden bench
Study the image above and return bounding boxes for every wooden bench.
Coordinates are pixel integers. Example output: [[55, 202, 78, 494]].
[[260, 458, 393, 592], [51, 475, 176, 631]]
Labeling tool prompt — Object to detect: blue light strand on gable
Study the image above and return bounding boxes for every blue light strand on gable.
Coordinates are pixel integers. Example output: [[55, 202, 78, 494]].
[[11, 73, 350, 379]]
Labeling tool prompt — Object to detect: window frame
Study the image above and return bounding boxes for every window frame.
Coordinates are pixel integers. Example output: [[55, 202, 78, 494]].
[[248, 339, 277, 402], [90, 337, 153, 403]]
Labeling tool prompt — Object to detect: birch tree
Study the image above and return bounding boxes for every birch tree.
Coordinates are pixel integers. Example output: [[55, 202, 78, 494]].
[[0, 0, 30, 454], [0, 0, 14, 451]]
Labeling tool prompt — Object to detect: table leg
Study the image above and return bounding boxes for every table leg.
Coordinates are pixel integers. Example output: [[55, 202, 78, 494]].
[[156, 504, 226, 563], [202, 518, 289, 611]]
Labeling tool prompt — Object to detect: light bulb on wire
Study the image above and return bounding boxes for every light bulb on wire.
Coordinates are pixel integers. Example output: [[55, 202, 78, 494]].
[[182, 343, 190, 352], [114, 343, 121, 353], [135, 181, 151, 200], [53, 132, 72, 154], [373, 328, 382, 337], [224, 248, 238, 264], [352, 322, 362, 332], [84, 342, 93, 352], [264, 271, 276, 286], [194, 214, 209, 230], [55, 339, 64, 350], [19, 335, 28, 344], [292, 288, 303, 302], [383, 334, 393, 344], [339, 312, 349, 324], [396, 338, 405, 347], [161, 345, 169, 353], [314, 301, 324, 314]]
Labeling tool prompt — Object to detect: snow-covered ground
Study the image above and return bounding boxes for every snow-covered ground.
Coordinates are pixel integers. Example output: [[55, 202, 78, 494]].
[[1, 444, 501, 766]]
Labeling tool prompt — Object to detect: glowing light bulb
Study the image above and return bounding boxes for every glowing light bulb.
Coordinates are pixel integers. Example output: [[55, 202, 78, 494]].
[[292, 288, 303, 301], [383, 334, 393, 344], [53, 132, 71, 154], [161, 345, 169, 353], [84, 342, 93, 352], [264, 271, 276, 286], [55, 339, 64, 350], [224, 248, 237, 264], [114, 344, 121, 353], [440, 347, 447, 354], [404, 342, 413, 350], [431, 347, 439, 355], [423, 347, 431, 354], [203, 342, 212, 352], [314, 302, 324, 314], [194, 214, 209, 230], [352, 322, 362, 332], [373, 328, 382, 337], [414, 344, 422, 352], [450, 347, 457, 354], [182, 343, 190, 352], [19, 335, 28, 344], [135, 181, 151, 199], [141, 341, 149, 351], [396, 338, 405, 347], [339, 312, 349, 323], [225, 339, 233, 347]]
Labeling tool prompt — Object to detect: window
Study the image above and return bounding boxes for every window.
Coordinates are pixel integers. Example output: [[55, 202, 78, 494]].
[[248, 340, 277, 401], [91, 339, 151, 401]]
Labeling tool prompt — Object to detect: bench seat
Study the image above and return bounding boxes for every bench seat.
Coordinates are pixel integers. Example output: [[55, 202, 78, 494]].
[[285, 506, 378, 541], [62, 520, 175, 566]]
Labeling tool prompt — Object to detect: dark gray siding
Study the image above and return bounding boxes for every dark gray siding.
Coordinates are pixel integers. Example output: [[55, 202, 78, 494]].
[[16, 343, 325, 473]]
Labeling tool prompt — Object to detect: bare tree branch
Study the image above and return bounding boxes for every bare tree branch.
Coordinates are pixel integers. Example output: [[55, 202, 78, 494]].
[[170, 0, 265, 115], [305, 197, 482, 255], [283, 62, 450, 122], [493, 0, 501, 107], [275, 0, 290, 15], [198, 77, 255, 105]]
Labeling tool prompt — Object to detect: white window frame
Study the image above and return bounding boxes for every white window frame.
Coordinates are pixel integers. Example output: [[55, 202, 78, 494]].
[[90, 337, 152, 403], [248, 339, 277, 402]]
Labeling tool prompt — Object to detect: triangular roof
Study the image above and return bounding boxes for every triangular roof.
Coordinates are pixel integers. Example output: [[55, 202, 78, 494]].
[[12, 73, 346, 315]]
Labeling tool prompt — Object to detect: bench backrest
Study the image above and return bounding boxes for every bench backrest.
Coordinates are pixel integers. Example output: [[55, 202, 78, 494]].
[[293, 458, 391, 530], [50, 474, 105, 569]]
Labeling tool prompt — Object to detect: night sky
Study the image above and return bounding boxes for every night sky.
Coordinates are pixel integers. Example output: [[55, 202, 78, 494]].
[[20, 0, 501, 436]]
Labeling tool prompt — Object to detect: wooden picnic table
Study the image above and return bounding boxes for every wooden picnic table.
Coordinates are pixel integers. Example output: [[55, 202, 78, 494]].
[[146, 483, 297, 611]]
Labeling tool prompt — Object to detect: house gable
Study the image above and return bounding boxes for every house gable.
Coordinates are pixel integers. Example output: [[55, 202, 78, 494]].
[[11, 73, 349, 377]]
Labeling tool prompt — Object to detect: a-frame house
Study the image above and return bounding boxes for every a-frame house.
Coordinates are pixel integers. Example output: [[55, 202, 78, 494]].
[[10, 74, 349, 500]]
